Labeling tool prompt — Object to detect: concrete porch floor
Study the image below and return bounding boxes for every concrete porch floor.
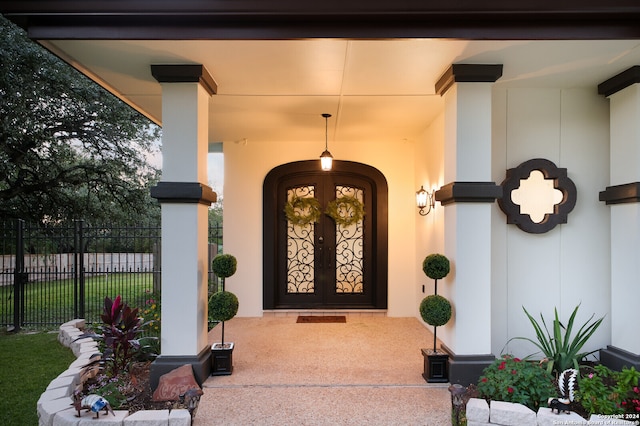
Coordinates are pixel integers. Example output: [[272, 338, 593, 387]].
[[195, 315, 451, 425]]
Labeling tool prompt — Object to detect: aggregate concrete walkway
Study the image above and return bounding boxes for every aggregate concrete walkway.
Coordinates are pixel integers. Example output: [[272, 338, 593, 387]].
[[195, 315, 451, 425]]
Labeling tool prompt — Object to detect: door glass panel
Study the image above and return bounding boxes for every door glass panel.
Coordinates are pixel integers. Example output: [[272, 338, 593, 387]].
[[286, 186, 315, 294], [335, 185, 364, 294]]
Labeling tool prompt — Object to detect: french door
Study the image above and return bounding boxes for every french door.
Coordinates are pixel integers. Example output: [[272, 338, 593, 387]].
[[263, 160, 388, 309]]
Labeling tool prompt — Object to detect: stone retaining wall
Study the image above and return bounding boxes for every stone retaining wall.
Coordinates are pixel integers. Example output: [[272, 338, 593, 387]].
[[37, 319, 191, 426], [466, 398, 637, 426]]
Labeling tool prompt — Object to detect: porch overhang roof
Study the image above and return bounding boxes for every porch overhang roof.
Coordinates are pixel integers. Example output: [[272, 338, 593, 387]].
[[3, 0, 640, 40], [4, 1, 640, 147]]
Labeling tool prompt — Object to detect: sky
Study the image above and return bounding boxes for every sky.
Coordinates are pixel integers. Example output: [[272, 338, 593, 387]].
[[208, 153, 224, 198]]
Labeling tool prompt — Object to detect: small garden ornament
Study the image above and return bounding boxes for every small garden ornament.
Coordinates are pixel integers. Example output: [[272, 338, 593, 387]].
[[73, 392, 115, 418], [419, 253, 452, 383], [209, 254, 239, 375], [548, 367, 579, 413]]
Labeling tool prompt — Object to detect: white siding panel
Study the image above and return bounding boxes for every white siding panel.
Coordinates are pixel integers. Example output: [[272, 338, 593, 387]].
[[492, 88, 610, 358]]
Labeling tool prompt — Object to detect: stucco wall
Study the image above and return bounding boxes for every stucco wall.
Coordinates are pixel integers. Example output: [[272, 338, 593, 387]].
[[490, 87, 611, 359], [412, 87, 611, 359], [414, 112, 448, 339], [221, 86, 613, 362], [222, 136, 419, 317]]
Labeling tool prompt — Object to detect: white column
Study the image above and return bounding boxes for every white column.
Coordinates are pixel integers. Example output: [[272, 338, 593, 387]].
[[149, 65, 217, 385], [434, 64, 503, 385], [598, 69, 640, 370], [159, 83, 210, 356], [443, 83, 493, 355]]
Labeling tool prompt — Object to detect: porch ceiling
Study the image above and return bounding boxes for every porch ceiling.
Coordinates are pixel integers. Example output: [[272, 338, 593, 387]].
[[41, 38, 640, 145]]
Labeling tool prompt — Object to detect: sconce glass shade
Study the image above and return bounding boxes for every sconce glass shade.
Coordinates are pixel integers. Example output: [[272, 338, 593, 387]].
[[416, 186, 428, 209], [320, 113, 333, 171], [416, 185, 435, 216], [320, 150, 333, 171]]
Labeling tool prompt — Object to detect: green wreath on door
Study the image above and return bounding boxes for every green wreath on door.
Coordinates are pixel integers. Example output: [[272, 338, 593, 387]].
[[285, 195, 365, 227]]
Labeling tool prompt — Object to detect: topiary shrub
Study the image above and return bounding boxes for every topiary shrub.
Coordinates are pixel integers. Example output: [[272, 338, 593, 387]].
[[209, 253, 238, 346], [208, 291, 239, 322], [420, 253, 452, 353], [422, 253, 450, 280], [211, 254, 237, 279], [420, 294, 452, 327]]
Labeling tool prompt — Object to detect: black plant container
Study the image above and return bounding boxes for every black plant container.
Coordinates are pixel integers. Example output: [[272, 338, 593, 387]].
[[421, 349, 449, 383], [211, 343, 234, 376]]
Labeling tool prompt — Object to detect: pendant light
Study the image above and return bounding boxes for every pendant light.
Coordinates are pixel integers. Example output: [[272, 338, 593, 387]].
[[320, 113, 333, 171]]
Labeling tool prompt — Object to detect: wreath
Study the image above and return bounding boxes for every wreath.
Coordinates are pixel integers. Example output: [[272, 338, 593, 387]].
[[325, 195, 365, 227], [284, 196, 322, 226]]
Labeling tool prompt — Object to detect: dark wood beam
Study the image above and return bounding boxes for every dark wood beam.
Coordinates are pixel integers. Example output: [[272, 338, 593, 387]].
[[598, 66, 640, 97], [3, 1, 640, 40]]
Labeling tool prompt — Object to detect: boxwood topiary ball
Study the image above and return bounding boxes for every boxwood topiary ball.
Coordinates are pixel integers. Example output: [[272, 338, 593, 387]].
[[208, 291, 239, 322], [422, 253, 450, 280], [419, 294, 452, 327], [212, 254, 237, 279]]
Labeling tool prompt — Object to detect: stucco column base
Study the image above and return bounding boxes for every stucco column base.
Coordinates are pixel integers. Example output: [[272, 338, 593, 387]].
[[149, 346, 211, 391], [441, 344, 495, 386], [600, 345, 640, 372]]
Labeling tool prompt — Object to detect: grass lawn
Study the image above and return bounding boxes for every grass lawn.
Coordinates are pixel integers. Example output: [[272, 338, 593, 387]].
[[0, 273, 156, 327], [0, 330, 76, 425]]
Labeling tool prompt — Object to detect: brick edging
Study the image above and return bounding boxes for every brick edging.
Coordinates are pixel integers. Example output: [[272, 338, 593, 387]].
[[465, 397, 636, 425], [37, 320, 191, 426]]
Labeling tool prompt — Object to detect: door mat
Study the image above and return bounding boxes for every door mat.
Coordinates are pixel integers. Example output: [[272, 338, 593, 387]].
[[296, 316, 346, 323]]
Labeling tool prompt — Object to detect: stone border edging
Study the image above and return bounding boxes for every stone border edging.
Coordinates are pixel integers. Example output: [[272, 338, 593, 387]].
[[37, 319, 192, 426], [466, 397, 637, 426]]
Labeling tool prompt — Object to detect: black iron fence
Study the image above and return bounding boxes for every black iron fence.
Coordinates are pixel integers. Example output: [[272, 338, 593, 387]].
[[0, 220, 223, 330]]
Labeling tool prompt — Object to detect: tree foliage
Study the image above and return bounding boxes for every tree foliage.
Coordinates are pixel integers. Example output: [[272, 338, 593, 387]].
[[0, 16, 161, 225]]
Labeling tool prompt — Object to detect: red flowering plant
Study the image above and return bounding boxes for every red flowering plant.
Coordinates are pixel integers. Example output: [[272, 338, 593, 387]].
[[477, 354, 555, 411], [576, 365, 640, 416]]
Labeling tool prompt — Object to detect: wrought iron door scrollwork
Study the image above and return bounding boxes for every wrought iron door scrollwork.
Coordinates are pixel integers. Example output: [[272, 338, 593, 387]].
[[286, 186, 316, 293], [334, 186, 364, 294]]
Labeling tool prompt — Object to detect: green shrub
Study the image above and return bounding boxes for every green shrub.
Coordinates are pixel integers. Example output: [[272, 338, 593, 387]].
[[576, 365, 640, 415], [208, 291, 239, 322], [422, 253, 450, 280], [419, 294, 452, 327], [212, 254, 237, 279], [477, 355, 555, 411]]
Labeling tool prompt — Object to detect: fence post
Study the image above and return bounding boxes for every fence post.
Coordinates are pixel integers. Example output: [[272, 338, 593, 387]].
[[153, 240, 161, 295], [74, 220, 86, 319], [12, 219, 25, 332]]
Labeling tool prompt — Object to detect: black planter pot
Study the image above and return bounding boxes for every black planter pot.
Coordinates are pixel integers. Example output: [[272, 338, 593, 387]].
[[211, 342, 234, 376], [421, 348, 449, 383]]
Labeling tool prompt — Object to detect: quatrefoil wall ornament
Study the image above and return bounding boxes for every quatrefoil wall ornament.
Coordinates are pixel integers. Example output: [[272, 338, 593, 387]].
[[498, 158, 577, 234]]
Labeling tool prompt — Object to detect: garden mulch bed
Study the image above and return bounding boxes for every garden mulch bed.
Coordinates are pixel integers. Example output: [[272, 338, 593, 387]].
[[81, 361, 195, 414]]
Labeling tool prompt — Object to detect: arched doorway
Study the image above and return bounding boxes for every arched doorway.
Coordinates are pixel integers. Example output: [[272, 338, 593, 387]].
[[263, 160, 388, 310]]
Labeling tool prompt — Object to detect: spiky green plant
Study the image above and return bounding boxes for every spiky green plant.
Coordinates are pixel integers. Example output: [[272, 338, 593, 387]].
[[510, 304, 604, 375]]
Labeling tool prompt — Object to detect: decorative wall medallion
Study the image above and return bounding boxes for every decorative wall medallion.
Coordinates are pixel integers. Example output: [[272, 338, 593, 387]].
[[498, 158, 577, 234]]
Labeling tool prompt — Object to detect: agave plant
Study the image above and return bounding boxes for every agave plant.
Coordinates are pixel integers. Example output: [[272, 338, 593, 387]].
[[511, 304, 604, 375]]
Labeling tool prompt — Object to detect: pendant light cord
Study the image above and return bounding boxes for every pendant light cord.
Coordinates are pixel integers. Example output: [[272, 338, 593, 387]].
[[322, 113, 331, 150]]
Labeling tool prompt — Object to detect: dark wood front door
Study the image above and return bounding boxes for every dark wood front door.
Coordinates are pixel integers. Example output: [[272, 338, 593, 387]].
[[263, 160, 388, 310]]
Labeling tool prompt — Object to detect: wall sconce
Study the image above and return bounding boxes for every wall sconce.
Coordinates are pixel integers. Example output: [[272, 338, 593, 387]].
[[319, 113, 333, 171], [416, 186, 435, 216]]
